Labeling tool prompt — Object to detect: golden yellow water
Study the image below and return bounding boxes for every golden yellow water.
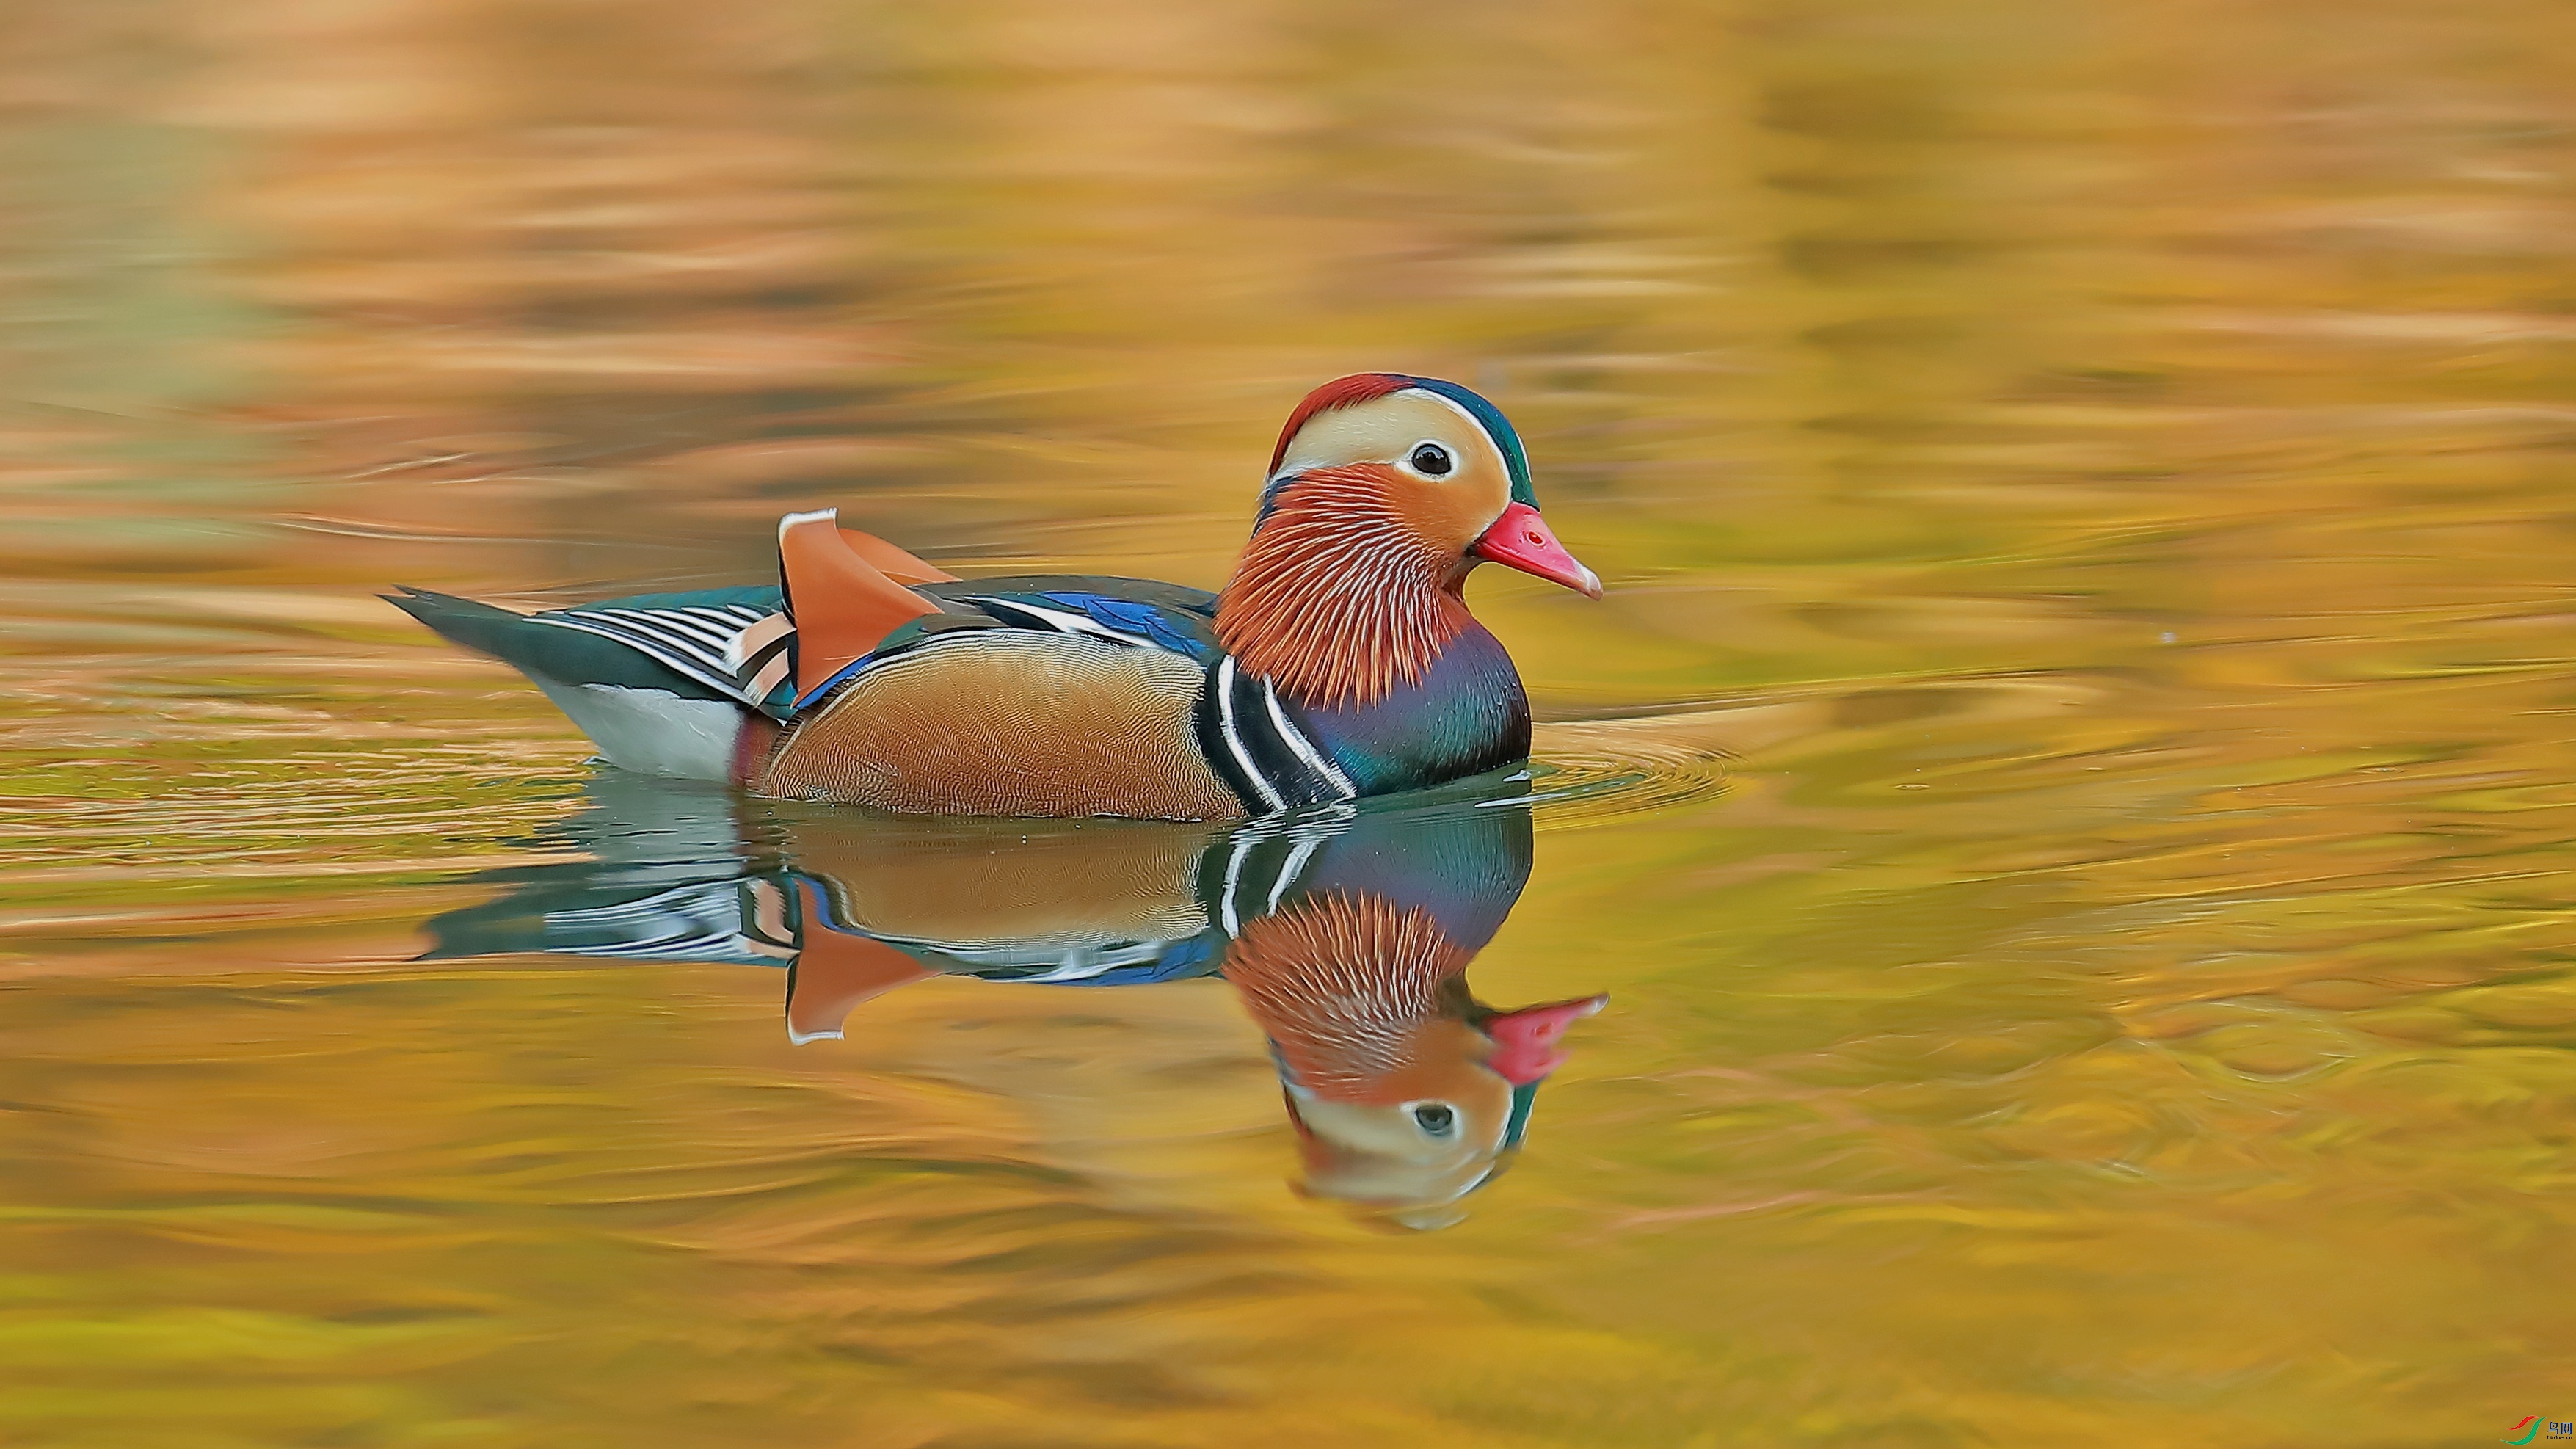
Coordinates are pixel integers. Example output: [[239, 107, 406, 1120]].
[[5, 0, 2576, 1443]]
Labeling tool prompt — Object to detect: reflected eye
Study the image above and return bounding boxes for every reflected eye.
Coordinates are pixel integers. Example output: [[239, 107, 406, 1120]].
[[1409, 1102, 1458, 1136], [1408, 443, 1454, 478]]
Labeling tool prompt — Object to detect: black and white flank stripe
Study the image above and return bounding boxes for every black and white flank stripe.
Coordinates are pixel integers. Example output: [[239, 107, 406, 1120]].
[[1194, 656, 1359, 815], [534, 601, 794, 711], [1207, 805, 1351, 934]]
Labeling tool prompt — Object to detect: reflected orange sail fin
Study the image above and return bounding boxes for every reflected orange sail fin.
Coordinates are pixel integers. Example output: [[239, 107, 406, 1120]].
[[779, 509, 944, 700], [785, 914, 938, 1045]]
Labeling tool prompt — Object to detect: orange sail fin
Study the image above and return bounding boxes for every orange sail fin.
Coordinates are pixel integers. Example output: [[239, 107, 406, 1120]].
[[837, 526, 958, 585], [779, 509, 943, 700]]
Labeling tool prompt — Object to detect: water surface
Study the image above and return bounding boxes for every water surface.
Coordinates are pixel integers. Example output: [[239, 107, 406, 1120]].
[[4, 0, 2575, 1444]]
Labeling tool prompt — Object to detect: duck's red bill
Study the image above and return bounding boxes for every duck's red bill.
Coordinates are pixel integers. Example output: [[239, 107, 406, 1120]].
[[1484, 993, 1608, 1086], [1473, 502, 1603, 599]]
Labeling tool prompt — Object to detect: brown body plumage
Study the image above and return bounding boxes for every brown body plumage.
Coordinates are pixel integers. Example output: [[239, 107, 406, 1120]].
[[752, 631, 1240, 819]]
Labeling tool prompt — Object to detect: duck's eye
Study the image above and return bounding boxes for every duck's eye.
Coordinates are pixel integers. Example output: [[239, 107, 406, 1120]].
[[1408, 443, 1454, 478], [1409, 1102, 1458, 1136]]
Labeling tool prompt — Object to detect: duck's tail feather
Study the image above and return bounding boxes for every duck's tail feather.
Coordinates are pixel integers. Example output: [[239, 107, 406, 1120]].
[[387, 586, 789, 705], [422, 875, 790, 967], [384, 585, 542, 667], [387, 586, 761, 780]]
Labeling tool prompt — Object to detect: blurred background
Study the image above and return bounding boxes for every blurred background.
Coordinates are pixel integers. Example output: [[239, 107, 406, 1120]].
[[3, 0, 2575, 1444]]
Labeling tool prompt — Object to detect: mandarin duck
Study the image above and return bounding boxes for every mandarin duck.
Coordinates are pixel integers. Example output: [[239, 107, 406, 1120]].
[[389, 374, 1600, 821], [428, 774, 1604, 1215]]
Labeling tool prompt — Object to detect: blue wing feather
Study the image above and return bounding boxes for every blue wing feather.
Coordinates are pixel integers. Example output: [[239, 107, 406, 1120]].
[[1038, 592, 1211, 658]]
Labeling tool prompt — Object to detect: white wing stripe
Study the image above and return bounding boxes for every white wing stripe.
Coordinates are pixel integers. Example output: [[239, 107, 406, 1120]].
[[535, 614, 755, 705], [612, 612, 756, 667], [964, 596, 1154, 647], [600, 628, 733, 677], [567, 611, 732, 662], [592, 609, 736, 649]]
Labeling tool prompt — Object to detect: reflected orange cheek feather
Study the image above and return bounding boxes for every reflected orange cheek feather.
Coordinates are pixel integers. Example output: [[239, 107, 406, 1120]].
[[1224, 891, 1474, 1104]]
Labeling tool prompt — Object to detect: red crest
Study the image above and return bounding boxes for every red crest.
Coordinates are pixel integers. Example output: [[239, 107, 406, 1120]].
[[1266, 373, 1416, 478]]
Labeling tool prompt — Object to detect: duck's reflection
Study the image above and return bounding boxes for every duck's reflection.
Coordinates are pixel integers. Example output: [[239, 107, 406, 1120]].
[[429, 774, 1602, 1219]]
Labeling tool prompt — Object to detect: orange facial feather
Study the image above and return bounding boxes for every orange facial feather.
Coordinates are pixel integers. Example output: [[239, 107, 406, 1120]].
[[1215, 465, 1474, 707]]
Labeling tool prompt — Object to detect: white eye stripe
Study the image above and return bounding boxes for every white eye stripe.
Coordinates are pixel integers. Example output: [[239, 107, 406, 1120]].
[[1270, 388, 1513, 482], [1406, 388, 1510, 458]]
